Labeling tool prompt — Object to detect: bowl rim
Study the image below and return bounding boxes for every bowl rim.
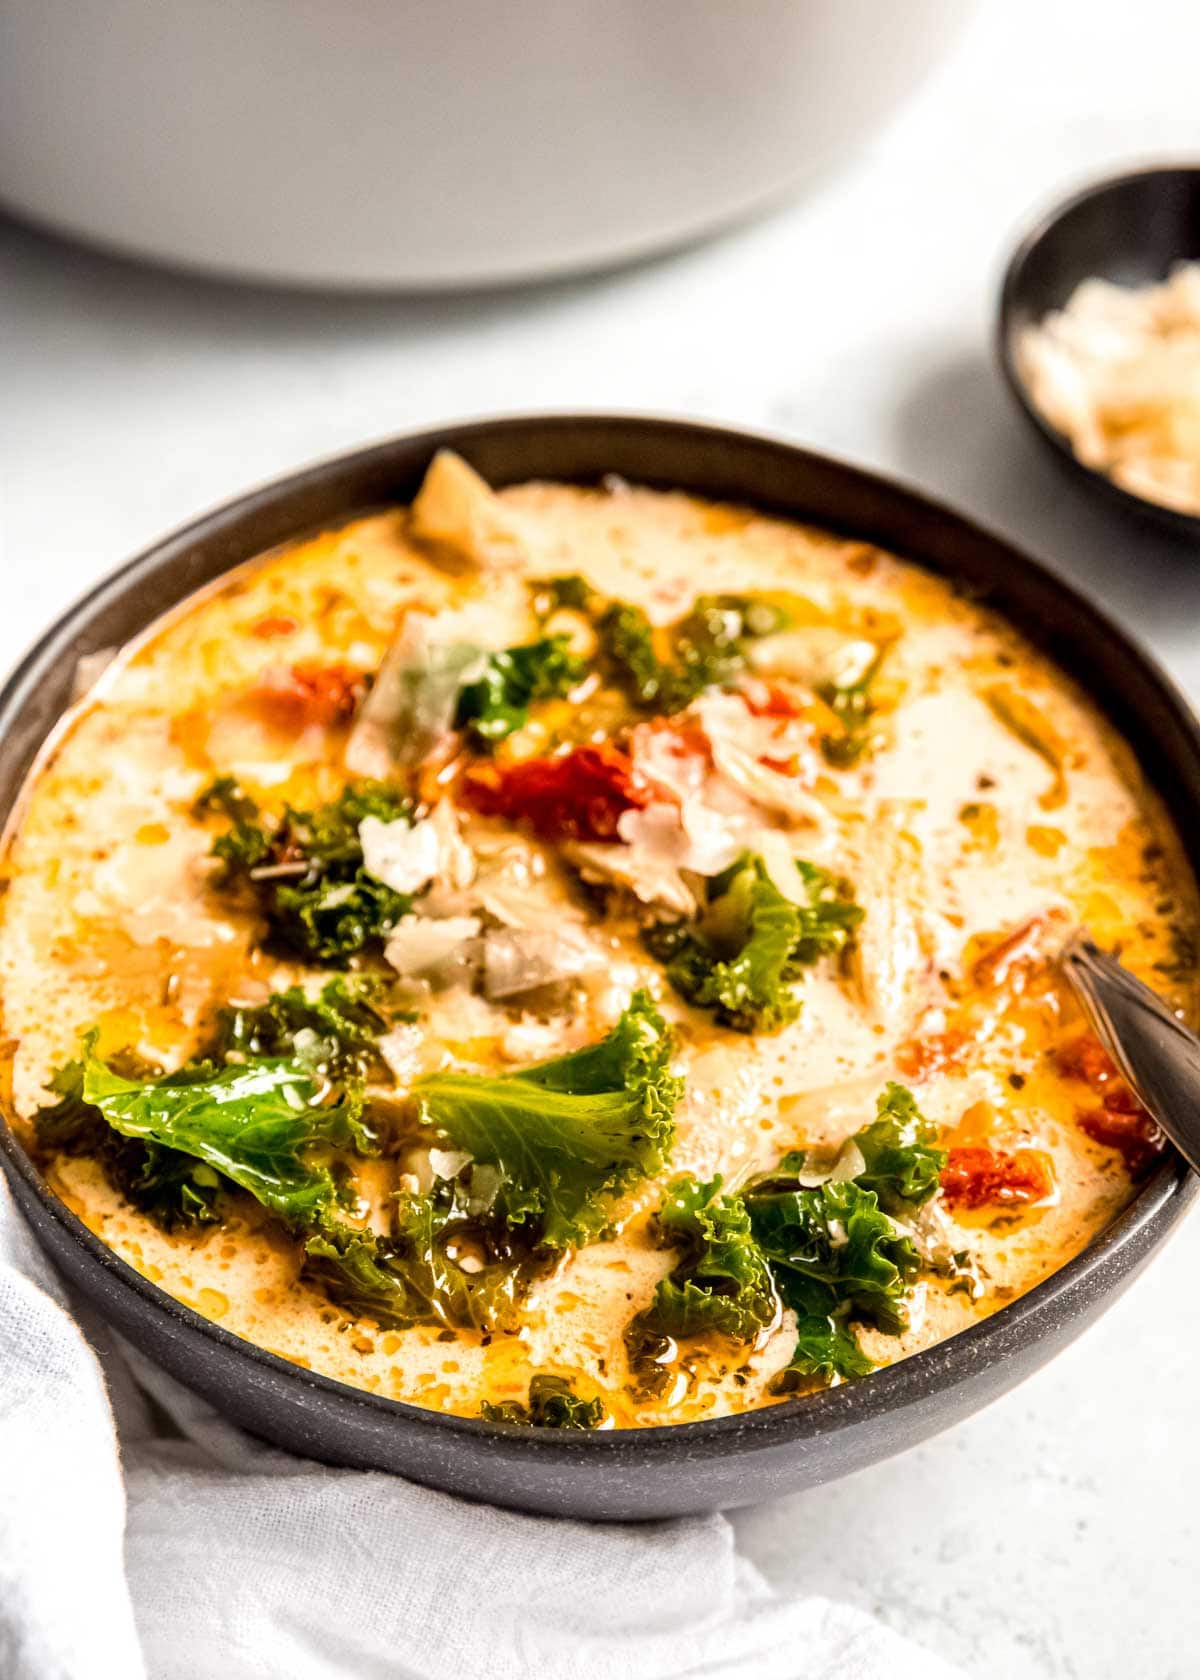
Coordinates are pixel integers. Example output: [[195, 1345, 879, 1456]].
[[996, 162, 1200, 540], [2, 408, 1197, 1467]]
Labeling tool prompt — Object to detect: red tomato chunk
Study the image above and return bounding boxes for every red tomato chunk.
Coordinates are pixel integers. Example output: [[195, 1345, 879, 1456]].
[[940, 1146, 1053, 1210], [461, 744, 654, 842]]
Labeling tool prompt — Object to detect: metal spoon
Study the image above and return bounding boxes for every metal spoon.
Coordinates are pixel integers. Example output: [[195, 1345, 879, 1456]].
[[1060, 930, 1200, 1174]]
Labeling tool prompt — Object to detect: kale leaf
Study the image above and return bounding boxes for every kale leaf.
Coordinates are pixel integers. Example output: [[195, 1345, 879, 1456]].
[[782, 1314, 876, 1386], [33, 975, 403, 1235], [307, 992, 681, 1331], [207, 975, 398, 1084], [625, 1175, 779, 1391], [643, 852, 863, 1033], [595, 600, 678, 709], [455, 635, 586, 745], [412, 989, 681, 1248], [744, 1176, 921, 1384], [535, 578, 787, 714], [199, 779, 414, 962], [535, 574, 600, 615], [303, 1177, 535, 1333], [597, 594, 789, 713], [622, 1082, 939, 1392], [61, 1035, 375, 1227], [33, 1054, 223, 1232], [851, 1081, 948, 1215], [481, 1374, 607, 1430], [34, 988, 678, 1341]]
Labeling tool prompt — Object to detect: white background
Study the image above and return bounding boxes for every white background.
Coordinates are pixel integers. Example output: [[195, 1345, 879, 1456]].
[[2, 4, 1198, 1675]]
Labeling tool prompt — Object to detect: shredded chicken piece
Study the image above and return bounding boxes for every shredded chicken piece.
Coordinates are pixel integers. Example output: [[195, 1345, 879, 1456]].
[[844, 807, 938, 1034], [693, 694, 829, 830]]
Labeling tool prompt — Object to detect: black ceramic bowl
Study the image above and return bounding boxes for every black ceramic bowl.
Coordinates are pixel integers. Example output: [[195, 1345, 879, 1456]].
[[2, 415, 1198, 1520], [998, 165, 1200, 540]]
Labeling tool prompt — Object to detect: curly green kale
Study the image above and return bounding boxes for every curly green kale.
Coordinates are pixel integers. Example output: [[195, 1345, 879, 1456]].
[[303, 1176, 536, 1333], [481, 1374, 607, 1430], [744, 1171, 922, 1387], [535, 578, 788, 714], [70, 1041, 375, 1226], [625, 1175, 779, 1392], [850, 1082, 948, 1215], [33, 1055, 223, 1232], [198, 778, 414, 963], [622, 1083, 938, 1392], [34, 991, 381, 1234], [411, 989, 681, 1248], [536, 575, 601, 615], [304, 991, 682, 1332], [207, 975, 399, 1084], [454, 635, 586, 746], [642, 852, 863, 1033]]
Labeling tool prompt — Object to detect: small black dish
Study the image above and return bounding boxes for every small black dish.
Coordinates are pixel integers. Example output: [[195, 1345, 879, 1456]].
[[2, 415, 1199, 1519], [998, 165, 1200, 540]]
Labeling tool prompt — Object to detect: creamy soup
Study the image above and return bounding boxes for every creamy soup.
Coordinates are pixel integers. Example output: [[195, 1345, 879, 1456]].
[[2, 452, 1194, 1430]]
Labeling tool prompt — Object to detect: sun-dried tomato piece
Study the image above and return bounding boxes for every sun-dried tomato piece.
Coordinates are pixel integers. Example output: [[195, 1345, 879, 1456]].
[[1054, 1031, 1120, 1089], [253, 663, 367, 730], [461, 743, 653, 842], [1078, 1102, 1165, 1176], [1053, 1031, 1164, 1175], [940, 1145, 1054, 1210]]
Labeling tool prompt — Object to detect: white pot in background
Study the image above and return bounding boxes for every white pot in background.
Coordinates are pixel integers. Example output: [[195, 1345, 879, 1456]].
[[0, 0, 977, 289]]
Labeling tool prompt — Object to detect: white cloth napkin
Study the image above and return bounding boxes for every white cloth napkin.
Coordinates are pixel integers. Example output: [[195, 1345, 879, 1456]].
[[0, 1175, 968, 1680]]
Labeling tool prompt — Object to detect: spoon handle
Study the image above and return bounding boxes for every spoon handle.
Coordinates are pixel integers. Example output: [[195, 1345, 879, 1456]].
[[1060, 931, 1200, 1175]]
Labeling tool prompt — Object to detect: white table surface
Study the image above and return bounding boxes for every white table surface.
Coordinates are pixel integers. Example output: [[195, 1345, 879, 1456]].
[[3, 4, 1199, 1675]]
